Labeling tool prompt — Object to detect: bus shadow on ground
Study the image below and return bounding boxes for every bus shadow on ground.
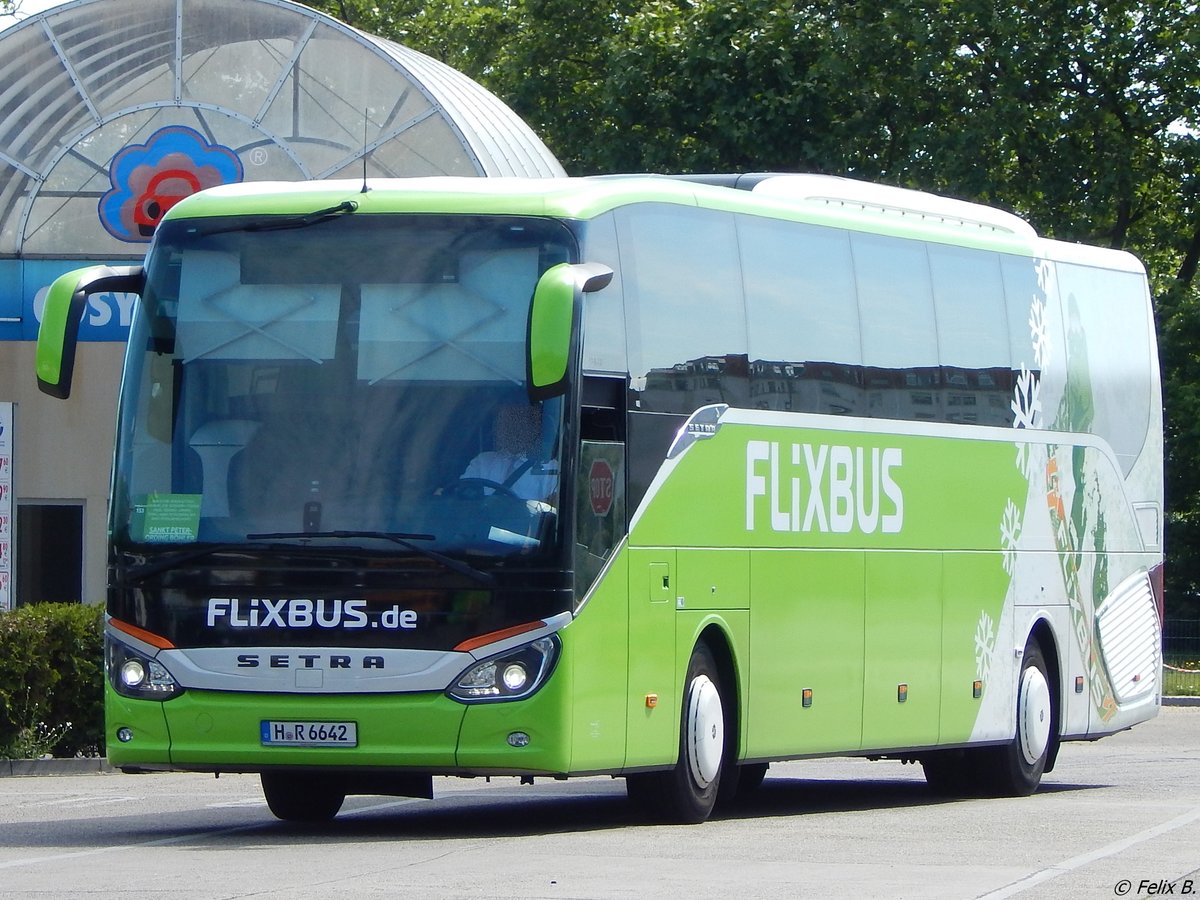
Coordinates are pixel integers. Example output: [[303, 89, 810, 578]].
[[241, 775, 1106, 842], [715, 775, 1102, 821], [0, 777, 1106, 850]]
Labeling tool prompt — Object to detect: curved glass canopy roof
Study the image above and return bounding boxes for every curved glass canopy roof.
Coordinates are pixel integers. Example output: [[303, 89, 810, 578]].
[[0, 0, 565, 259]]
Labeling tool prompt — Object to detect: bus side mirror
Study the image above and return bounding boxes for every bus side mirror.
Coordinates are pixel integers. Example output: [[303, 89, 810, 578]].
[[526, 262, 613, 400], [36, 265, 144, 399]]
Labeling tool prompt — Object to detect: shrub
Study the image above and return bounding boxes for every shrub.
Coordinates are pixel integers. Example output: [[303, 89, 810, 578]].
[[0, 603, 104, 758]]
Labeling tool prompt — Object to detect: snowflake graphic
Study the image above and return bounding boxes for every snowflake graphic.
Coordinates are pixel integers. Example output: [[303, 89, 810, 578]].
[[1018, 437, 1047, 485], [1011, 364, 1042, 430], [1036, 259, 1054, 295], [1015, 442, 1028, 478], [1000, 499, 1022, 575], [1029, 297, 1052, 369], [975, 611, 997, 683], [1015, 425, 1048, 483]]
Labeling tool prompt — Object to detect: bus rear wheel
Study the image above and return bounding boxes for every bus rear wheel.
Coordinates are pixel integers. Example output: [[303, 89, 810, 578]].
[[261, 771, 345, 822], [984, 639, 1054, 797], [627, 643, 726, 824]]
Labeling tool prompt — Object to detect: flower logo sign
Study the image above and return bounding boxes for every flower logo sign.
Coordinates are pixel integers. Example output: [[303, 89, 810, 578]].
[[99, 126, 244, 242]]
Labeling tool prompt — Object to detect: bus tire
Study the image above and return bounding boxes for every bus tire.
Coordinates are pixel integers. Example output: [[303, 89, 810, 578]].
[[985, 639, 1054, 797], [629, 643, 726, 823], [261, 771, 345, 822]]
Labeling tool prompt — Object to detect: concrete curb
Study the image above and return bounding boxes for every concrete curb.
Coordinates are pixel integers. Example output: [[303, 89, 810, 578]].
[[1164, 695, 1200, 707], [0, 757, 113, 777]]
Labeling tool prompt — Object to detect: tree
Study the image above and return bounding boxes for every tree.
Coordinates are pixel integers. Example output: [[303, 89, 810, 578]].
[[315, 0, 1200, 613], [799, 3, 1200, 612]]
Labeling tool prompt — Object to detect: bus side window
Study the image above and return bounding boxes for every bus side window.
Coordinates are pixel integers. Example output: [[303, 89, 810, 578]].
[[581, 376, 624, 433], [928, 245, 1012, 426], [618, 204, 748, 414], [575, 436, 626, 601], [579, 212, 628, 376], [1056, 264, 1152, 475], [741, 216, 862, 415], [851, 233, 940, 422], [1001, 255, 1068, 433]]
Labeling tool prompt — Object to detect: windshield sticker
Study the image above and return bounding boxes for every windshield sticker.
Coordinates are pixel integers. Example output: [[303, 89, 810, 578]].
[[132, 493, 202, 543]]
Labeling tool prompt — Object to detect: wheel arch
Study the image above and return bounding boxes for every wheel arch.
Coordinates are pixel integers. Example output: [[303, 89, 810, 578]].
[[1024, 615, 1063, 772], [695, 621, 743, 764]]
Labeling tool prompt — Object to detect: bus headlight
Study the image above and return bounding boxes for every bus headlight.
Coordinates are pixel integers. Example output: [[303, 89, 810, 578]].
[[106, 636, 183, 701], [448, 635, 560, 703], [120, 659, 147, 688], [502, 663, 528, 692]]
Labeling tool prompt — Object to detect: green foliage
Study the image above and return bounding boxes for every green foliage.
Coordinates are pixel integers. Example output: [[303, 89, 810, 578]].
[[1163, 666, 1200, 697], [0, 604, 104, 759], [315, 0, 1200, 612]]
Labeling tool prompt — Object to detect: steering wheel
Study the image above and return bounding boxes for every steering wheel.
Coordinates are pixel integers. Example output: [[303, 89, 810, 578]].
[[442, 477, 522, 500]]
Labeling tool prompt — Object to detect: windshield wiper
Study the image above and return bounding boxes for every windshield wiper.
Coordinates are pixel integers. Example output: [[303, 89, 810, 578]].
[[246, 530, 495, 586], [195, 200, 358, 236], [116, 542, 279, 585]]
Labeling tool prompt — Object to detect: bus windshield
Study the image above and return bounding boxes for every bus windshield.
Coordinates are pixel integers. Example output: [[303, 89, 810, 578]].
[[112, 212, 575, 566]]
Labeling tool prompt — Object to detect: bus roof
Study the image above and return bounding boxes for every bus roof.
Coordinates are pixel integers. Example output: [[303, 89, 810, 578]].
[[163, 175, 1146, 273]]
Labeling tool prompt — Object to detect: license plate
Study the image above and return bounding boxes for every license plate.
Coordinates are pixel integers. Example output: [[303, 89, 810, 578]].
[[260, 720, 357, 747]]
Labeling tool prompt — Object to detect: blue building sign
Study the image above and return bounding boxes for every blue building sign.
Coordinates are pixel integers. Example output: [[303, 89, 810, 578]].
[[1, 125, 244, 345], [0, 258, 136, 343]]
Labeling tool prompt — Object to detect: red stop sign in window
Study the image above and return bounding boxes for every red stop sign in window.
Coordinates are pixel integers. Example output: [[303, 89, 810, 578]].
[[589, 459, 614, 517]]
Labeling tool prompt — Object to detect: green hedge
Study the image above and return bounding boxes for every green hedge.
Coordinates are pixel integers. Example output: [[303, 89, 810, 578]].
[[0, 603, 104, 758]]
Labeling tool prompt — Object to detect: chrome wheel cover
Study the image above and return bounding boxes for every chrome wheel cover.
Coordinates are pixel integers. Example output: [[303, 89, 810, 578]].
[[686, 674, 724, 788], [1019, 665, 1052, 766]]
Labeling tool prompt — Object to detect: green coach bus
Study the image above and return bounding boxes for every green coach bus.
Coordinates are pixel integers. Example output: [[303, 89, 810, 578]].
[[36, 174, 1163, 823]]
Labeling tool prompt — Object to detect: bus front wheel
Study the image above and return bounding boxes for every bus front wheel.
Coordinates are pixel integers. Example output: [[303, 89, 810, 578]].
[[627, 643, 726, 823], [261, 771, 345, 822]]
